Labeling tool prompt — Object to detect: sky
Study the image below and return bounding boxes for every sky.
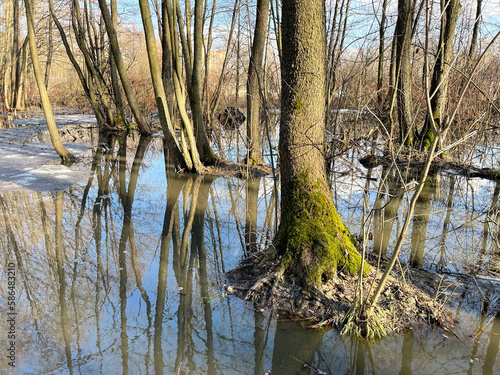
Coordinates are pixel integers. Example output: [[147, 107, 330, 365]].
[[114, 0, 500, 53]]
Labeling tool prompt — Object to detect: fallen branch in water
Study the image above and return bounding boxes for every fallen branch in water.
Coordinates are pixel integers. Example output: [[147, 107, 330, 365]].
[[471, 315, 496, 342]]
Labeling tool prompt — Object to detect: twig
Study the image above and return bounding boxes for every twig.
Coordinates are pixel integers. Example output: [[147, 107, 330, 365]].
[[307, 316, 335, 329], [290, 355, 327, 374], [434, 275, 445, 301], [440, 280, 461, 310], [471, 315, 496, 342]]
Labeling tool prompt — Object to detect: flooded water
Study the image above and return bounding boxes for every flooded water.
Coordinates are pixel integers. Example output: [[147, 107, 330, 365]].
[[1, 133, 500, 374]]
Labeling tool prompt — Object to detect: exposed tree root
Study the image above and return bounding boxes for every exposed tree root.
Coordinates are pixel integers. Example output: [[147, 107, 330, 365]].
[[227, 250, 450, 338]]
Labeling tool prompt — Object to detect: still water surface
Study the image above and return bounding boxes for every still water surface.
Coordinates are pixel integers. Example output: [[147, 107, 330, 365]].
[[1, 134, 500, 374]]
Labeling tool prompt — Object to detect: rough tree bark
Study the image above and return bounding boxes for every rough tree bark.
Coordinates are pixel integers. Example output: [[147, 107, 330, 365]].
[[421, 0, 461, 148], [395, 0, 416, 145], [277, 0, 366, 286]]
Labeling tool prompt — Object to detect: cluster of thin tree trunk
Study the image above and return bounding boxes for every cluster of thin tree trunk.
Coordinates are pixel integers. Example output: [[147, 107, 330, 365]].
[[0, 0, 492, 164]]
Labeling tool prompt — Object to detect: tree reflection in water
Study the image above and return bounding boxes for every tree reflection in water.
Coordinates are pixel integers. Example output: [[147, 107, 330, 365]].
[[1, 137, 500, 373]]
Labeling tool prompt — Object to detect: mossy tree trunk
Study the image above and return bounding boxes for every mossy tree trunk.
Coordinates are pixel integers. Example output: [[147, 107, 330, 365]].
[[421, 0, 461, 149], [277, 0, 367, 287], [25, 0, 75, 162]]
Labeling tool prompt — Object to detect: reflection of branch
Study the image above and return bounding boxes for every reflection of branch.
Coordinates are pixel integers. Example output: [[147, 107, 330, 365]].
[[0, 195, 39, 330], [54, 191, 74, 373], [180, 177, 202, 265], [290, 355, 325, 374], [154, 173, 184, 374], [193, 180, 216, 374], [129, 221, 151, 312], [207, 186, 225, 274], [226, 178, 245, 253], [485, 211, 500, 249]]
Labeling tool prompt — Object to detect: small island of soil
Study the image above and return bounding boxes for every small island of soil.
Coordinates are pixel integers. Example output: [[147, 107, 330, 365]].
[[226, 250, 451, 336]]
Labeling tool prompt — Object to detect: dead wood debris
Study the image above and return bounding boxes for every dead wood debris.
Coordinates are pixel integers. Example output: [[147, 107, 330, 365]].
[[226, 250, 452, 335]]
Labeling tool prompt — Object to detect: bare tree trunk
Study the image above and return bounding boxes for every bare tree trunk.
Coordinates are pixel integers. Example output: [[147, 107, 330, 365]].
[[49, 0, 107, 128], [270, 0, 281, 61], [1, 0, 13, 110], [469, 0, 482, 57], [137, 0, 199, 172], [174, 0, 192, 88], [109, 0, 126, 125], [161, 0, 176, 123], [44, 16, 54, 89], [71, 0, 115, 126], [326, 0, 351, 111], [246, 0, 270, 165], [208, 0, 239, 118], [25, 0, 75, 161], [190, 0, 218, 165], [14, 38, 27, 110], [236, 10, 241, 106], [97, 0, 151, 134], [377, 0, 389, 106], [10, 0, 21, 110]]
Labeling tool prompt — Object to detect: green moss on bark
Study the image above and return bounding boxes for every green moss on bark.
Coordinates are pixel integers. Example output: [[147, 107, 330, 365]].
[[276, 172, 370, 286], [202, 144, 220, 166], [423, 128, 434, 149]]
